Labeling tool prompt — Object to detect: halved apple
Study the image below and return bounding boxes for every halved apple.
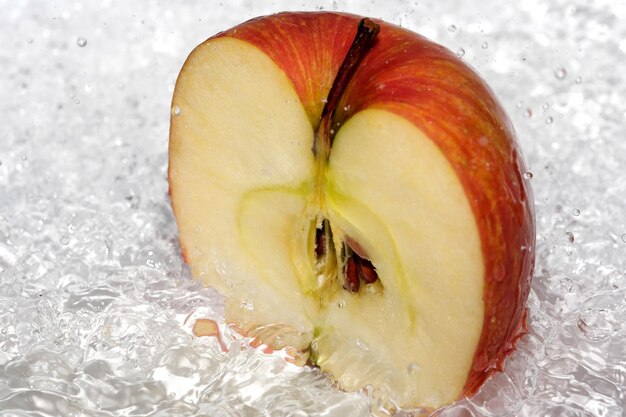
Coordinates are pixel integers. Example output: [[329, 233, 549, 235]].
[[168, 12, 535, 411]]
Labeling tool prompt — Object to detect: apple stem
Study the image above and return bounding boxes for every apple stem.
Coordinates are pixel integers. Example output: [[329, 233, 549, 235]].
[[313, 18, 380, 159]]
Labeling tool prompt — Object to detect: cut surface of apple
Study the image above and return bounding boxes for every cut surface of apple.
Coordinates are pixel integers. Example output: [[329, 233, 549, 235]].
[[169, 12, 535, 411]]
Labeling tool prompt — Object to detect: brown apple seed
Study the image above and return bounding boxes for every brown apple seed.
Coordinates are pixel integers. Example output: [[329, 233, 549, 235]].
[[344, 255, 360, 293], [356, 257, 378, 284]]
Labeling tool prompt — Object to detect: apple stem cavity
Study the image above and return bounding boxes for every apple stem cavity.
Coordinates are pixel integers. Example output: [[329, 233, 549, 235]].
[[313, 18, 380, 160]]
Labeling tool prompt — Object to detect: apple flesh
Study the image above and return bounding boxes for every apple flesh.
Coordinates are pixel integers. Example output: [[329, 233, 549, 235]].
[[168, 12, 534, 411]]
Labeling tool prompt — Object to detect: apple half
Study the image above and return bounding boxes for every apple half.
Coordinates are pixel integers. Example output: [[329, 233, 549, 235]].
[[168, 12, 535, 411]]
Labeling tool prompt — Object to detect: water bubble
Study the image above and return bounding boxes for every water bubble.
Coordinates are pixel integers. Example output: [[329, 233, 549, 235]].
[[456, 48, 465, 57], [523, 171, 533, 180], [542, 102, 550, 112], [565, 232, 575, 243], [546, 116, 554, 124], [76, 37, 87, 47], [171, 106, 181, 116], [575, 76, 583, 84], [554, 67, 567, 80], [448, 24, 457, 32], [481, 41, 488, 49], [407, 362, 420, 374], [343, 104, 351, 112], [572, 208, 581, 216], [59, 235, 70, 245], [337, 299, 345, 309], [621, 234, 626, 243], [524, 108, 533, 118], [321, 97, 328, 104]]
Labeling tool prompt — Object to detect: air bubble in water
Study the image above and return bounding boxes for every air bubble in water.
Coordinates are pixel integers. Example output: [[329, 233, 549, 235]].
[[76, 37, 87, 47], [456, 48, 465, 57], [554, 67, 567, 80], [621, 234, 626, 243], [481, 41, 488, 49], [575, 76, 583, 84], [524, 108, 533, 118], [523, 171, 533, 180], [60, 235, 70, 245], [546, 116, 554, 124], [171, 106, 181, 116], [572, 208, 581, 216], [448, 24, 457, 32], [565, 232, 575, 243]]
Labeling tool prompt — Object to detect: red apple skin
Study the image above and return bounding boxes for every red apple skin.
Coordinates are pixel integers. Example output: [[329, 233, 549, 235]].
[[187, 12, 535, 400]]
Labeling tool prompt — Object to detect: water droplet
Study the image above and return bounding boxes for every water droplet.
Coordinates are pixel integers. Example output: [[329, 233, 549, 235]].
[[21, 155, 27, 161], [523, 171, 533, 180], [542, 102, 550, 112], [524, 108, 533, 118], [575, 76, 582, 84], [343, 104, 351, 112], [407, 362, 420, 374], [337, 299, 345, 309], [572, 208, 581, 216], [448, 24, 457, 32], [481, 41, 488, 49], [321, 97, 328, 104], [356, 338, 369, 351], [554, 67, 567, 80], [60, 235, 70, 245], [76, 37, 87, 47], [546, 116, 553, 124], [171, 105, 181, 116], [565, 232, 575, 243], [621, 234, 626, 243], [456, 48, 465, 57]]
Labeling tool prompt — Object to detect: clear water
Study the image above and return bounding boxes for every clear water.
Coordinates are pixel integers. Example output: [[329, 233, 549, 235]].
[[1, 0, 625, 416]]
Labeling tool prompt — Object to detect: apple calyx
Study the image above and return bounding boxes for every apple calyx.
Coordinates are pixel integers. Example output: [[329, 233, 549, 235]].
[[312, 18, 381, 294]]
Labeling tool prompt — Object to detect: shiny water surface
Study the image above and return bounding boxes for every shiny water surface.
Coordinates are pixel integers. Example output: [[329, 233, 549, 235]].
[[1, 0, 625, 416]]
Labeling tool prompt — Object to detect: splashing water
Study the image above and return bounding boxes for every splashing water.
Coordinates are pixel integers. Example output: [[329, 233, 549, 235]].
[[1, 0, 625, 416]]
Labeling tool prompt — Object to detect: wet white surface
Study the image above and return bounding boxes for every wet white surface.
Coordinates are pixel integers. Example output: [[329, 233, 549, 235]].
[[1, 0, 625, 416]]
